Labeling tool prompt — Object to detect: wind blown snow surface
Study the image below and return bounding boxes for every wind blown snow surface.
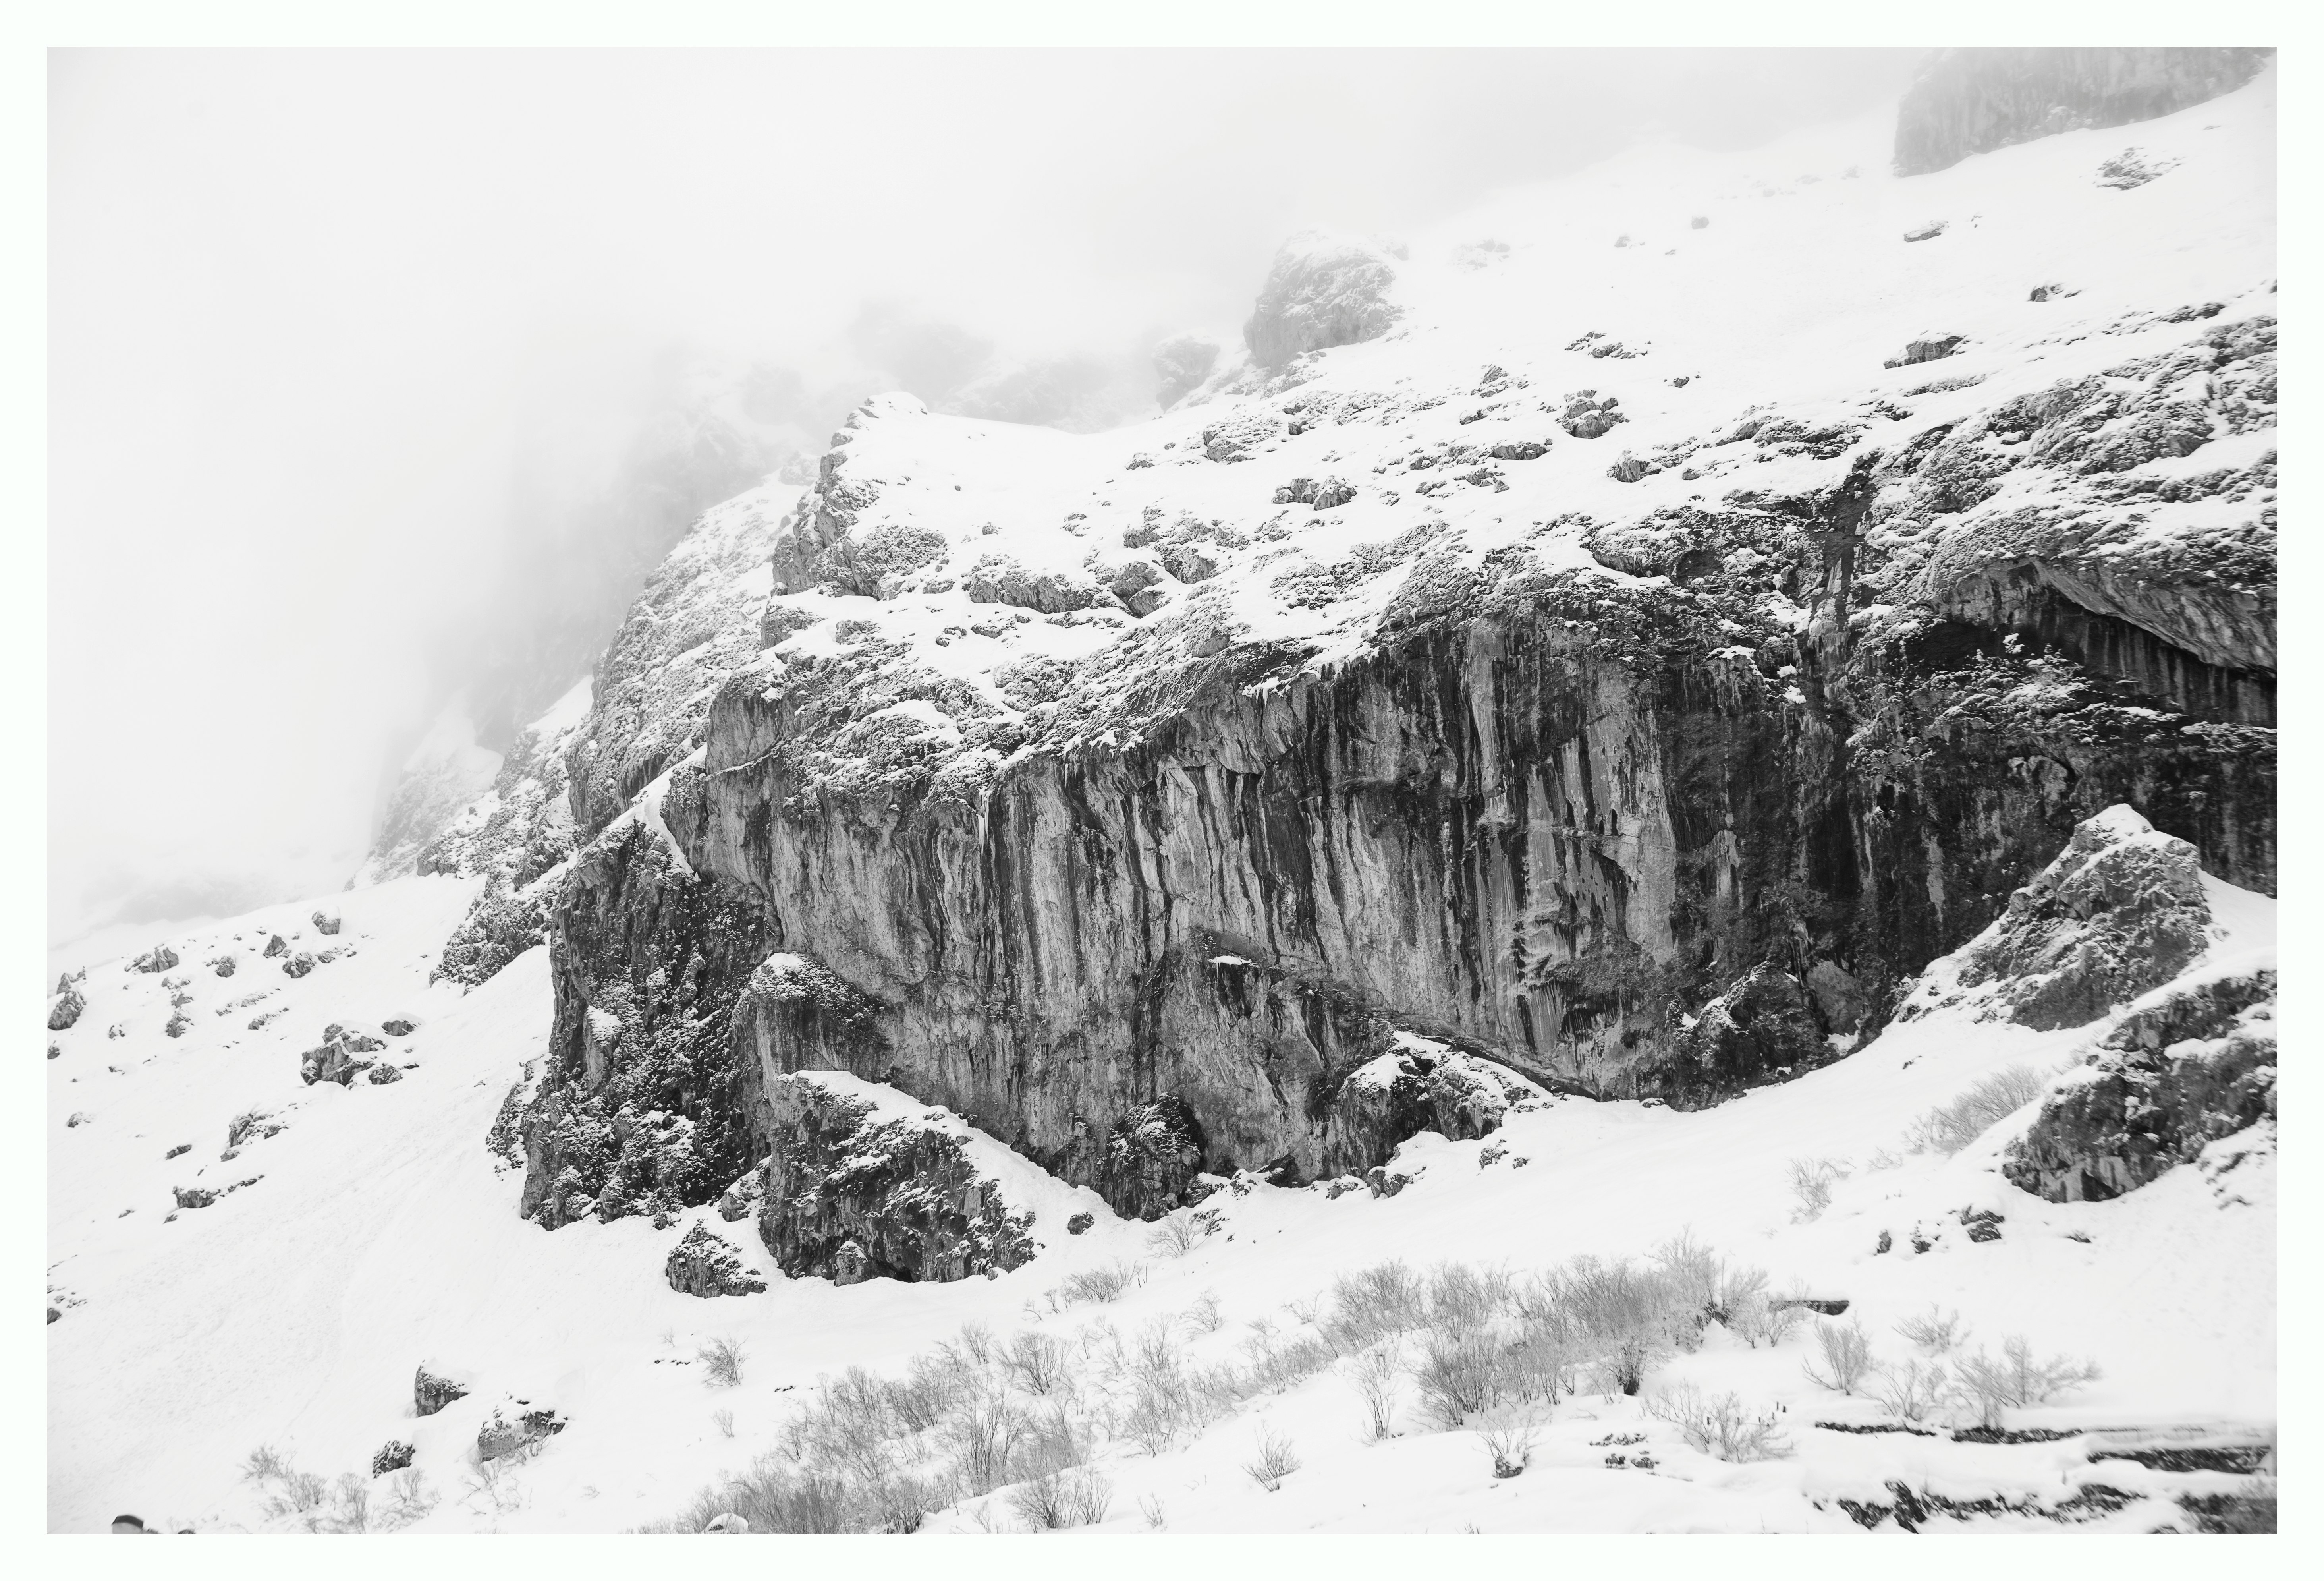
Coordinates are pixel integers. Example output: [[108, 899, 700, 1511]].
[[46, 74, 2276, 1536]]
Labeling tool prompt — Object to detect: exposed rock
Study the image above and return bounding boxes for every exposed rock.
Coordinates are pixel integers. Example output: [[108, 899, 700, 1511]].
[[367, 1064, 405, 1085], [263, 934, 288, 958], [1066, 1212, 1095, 1235], [1272, 476, 1359, 510], [1894, 48, 2273, 176], [1902, 220, 1949, 243], [208, 955, 237, 978], [164, 1013, 192, 1039], [477, 1404, 566, 1462], [172, 1186, 216, 1209], [1946, 806, 2212, 1031], [1201, 412, 1282, 464], [1095, 1096, 1208, 1220], [300, 1034, 374, 1086], [1674, 964, 1836, 1100], [755, 1074, 1037, 1283], [2096, 147, 2181, 189], [413, 1365, 470, 1417], [1557, 392, 1625, 439], [282, 952, 316, 979], [2003, 969, 2275, 1201], [1885, 334, 1968, 369], [226, 1111, 280, 1148], [1325, 1044, 1544, 1176], [66, 1111, 93, 1128], [382, 1017, 418, 1037], [963, 554, 1108, 615], [129, 945, 178, 974], [665, 1223, 769, 1297], [311, 912, 342, 936], [371, 1442, 415, 1476], [1243, 231, 1403, 369], [48, 986, 85, 1031]]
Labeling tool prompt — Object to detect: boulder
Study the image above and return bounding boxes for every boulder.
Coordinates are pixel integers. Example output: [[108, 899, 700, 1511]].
[[263, 934, 288, 958], [282, 952, 316, 979], [664, 1224, 769, 1298], [129, 945, 178, 974], [381, 1018, 419, 1038], [371, 1441, 415, 1476], [172, 1186, 216, 1210], [300, 1036, 373, 1086], [476, 1404, 565, 1462], [1950, 805, 2212, 1031], [963, 555, 1108, 615], [413, 1365, 470, 1417], [48, 986, 86, 1032], [367, 1064, 405, 1085], [1326, 1044, 1544, 1173], [1885, 334, 1968, 369], [1557, 392, 1625, 439], [312, 912, 342, 936], [1095, 1095, 1208, 1220], [208, 955, 237, 978]]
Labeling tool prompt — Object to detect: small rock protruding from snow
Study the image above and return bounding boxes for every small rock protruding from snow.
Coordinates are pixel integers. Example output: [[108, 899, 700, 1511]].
[[664, 1223, 768, 1298], [48, 984, 87, 1031], [311, 912, 342, 936], [262, 934, 288, 959], [129, 944, 179, 974], [413, 1365, 471, 1417], [1884, 334, 1969, 369]]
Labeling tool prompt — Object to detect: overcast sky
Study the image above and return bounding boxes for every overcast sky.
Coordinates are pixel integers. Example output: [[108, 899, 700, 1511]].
[[46, 47, 1923, 945]]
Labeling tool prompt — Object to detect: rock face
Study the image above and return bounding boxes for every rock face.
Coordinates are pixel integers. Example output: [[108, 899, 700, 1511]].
[[1243, 231, 1402, 369], [1154, 332, 1222, 409], [1894, 48, 2274, 176], [472, 112, 2274, 1238], [1944, 806, 2212, 1032], [664, 1223, 769, 1297], [755, 1075, 1037, 1284], [2002, 969, 2276, 1201]]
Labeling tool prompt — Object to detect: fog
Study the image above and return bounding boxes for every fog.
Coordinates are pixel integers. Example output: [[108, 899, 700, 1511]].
[[46, 47, 1922, 949]]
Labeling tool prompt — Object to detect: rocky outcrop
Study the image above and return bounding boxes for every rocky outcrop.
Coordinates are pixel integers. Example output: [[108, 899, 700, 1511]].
[[282, 952, 315, 979], [371, 1441, 415, 1476], [1674, 965, 1834, 1099], [312, 912, 341, 936], [1945, 806, 2212, 1031], [664, 1223, 768, 1297], [413, 1365, 470, 1416], [2002, 970, 2276, 1201], [1327, 1044, 1544, 1176], [477, 1403, 566, 1461], [1154, 333, 1222, 408], [300, 1028, 380, 1086], [1894, 48, 2274, 176], [1243, 232, 1402, 369], [755, 1075, 1036, 1284], [48, 982, 86, 1031], [129, 945, 178, 974]]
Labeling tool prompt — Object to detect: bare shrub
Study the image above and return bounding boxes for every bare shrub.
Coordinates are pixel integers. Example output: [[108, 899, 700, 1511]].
[[1475, 1408, 1542, 1478], [1895, 1304, 1969, 1356], [1906, 1065, 2052, 1155], [1802, 1318, 1874, 1395], [887, 1347, 974, 1432], [242, 1445, 329, 1525], [1182, 1290, 1224, 1336], [1002, 1332, 1072, 1396], [1059, 1260, 1148, 1305], [1139, 1493, 1167, 1530], [1324, 1260, 1427, 1350], [955, 1321, 996, 1365], [1345, 1343, 1402, 1442], [1243, 1424, 1302, 1492], [1147, 1216, 1204, 1258], [940, 1393, 1029, 1497], [1426, 1262, 1513, 1334], [660, 1452, 855, 1534], [1495, 1328, 1571, 1407], [1951, 1335, 2101, 1428], [1412, 1330, 1502, 1427], [697, 1334, 747, 1388], [1726, 1288, 1804, 1350], [1644, 1382, 1791, 1462], [786, 1368, 895, 1483], [712, 1408, 735, 1439], [1867, 1357, 1950, 1423], [1787, 1157, 1851, 1222], [377, 1468, 438, 1529], [1540, 1256, 1675, 1395]]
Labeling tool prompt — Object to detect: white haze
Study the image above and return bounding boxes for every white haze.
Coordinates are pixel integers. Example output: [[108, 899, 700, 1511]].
[[46, 47, 1921, 950]]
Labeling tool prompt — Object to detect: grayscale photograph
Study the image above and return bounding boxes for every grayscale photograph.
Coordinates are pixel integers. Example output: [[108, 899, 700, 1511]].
[[43, 31, 2279, 1537]]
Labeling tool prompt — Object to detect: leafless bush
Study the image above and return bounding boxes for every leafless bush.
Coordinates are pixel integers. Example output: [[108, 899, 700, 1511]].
[[1008, 1464, 1112, 1530], [1802, 1318, 1874, 1395], [1495, 1328, 1571, 1406], [1540, 1256, 1676, 1395], [1325, 1260, 1427, 1350], [712, 1408, 735, 1439], [1726, 1288, 1804, 1350], [1644, 1383, 1791, 1462], [1426, 1262, 1514, 1334], [786, 1368, 896, 1484], [940, 1393, 1029, 1496], [1147, 1215, 1204, 1258], [887, 1347, 975, 1432], [1475, 1408, 1542, 1478], [1059, 1260, 1148, 1305], [241, 1445, 329, 1524], [1787, 1156, 1851, 1222], [1905, 1065, 2051, 1155], [1139, 1493, 1167, 1530], [1895, 1304, 1969, 1355], [1413, 1330, 1503, 1427], [697, 1334, 747, 1388], [1285, 1293, 1324, 1326], [657, 1452, 852, 1534], [1181, 1290, 1224, 1335], [1245, 1332, 1335, 1396], [1950, 1335, 2101, 1428], [1243, 1424, 1302, 1492], [1345, 1343, 1403, 1442], [1002, 1331, 1073, 1395], [1867, 1357, 1951, 1423], [955, 1321, 996, 1365]]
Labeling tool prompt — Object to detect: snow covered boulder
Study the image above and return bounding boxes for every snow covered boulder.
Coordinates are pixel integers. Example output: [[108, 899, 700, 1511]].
[[412, 1364, 471, 1417], [476, 1403, 565, 1462], [129, 944, 178, 974], [1243, 230, 1402, 369], [48, 982, 86, 1031], [1556, 392, 1625, 439], [282, 951, 316, 979], [262, 934, 287, 958], [1884, 333, 1968, 369], [757, 1073, 1039, 1285], [299, 1032, 374, 1086], [371, 1441, 414, 1476], [208, 954, 236, 978], [664, 1223, 768, 1298], [1948, 805, 2212, 1031], [311, 911, 342, 936], [2003, 968, 2276, 1201], [1325, 1041, 1544, 1176]]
